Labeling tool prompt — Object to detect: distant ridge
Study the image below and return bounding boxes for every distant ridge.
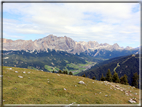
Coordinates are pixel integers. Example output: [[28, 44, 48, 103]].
[[1, 34, 138, 54]]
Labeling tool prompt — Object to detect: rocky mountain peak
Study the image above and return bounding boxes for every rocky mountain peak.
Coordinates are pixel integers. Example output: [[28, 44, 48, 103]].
[[112, 43, 119, 49], [2, 35, 135, 53], [47, 34, 55, 38]]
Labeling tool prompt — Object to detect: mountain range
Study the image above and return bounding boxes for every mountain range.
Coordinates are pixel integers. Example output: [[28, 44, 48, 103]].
[[1, 34, 139, 55]]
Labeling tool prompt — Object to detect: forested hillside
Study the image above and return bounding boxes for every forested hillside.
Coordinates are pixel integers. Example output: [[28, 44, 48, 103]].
[[77, 54, 140, 86], [3, 50, 98, 73]]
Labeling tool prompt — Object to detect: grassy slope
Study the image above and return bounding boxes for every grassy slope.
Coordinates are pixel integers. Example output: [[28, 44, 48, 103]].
[[3, 66, 140, 105]]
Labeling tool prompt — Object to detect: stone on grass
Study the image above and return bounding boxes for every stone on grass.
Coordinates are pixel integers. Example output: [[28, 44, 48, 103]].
[[78, 81, 85, 85], [125, 93, 129, 96], [134, 93, 137, 95], [23, 71, 26, 74], [15, 71, 18, 73], [9, 68, 12, 70], [128, 99, 136, 103], [115, 85, 119, 87], [64, 88, 67, 91], [18, 76, 23, 78]]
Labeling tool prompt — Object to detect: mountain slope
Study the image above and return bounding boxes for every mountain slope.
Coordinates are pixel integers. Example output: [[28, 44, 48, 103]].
[[84, 48, 139, 59], [3, 66, 140, 104], [77, 54, 140, 86], [3, 50, 98, 73]]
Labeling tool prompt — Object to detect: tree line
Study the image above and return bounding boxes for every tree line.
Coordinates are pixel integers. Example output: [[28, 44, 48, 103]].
[[52, 69, 73, 75], [82, 69, 139, 88]]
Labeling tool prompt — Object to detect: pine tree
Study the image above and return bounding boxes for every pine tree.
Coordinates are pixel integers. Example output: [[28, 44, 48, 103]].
[[65, 70, 68, 74], [69, 71, 73, 75], [58, 70, 62, 74], [52, 70, 55, 73], [100, 74, 105, 81], [82, 74, 86, 77], [112, 71, 120, 83], [105, 69, 112, 82], [92, 76, 96, 80], [63, 70, 66, 74], [120, 74, 129, 85], [132, 72, 139, 88]]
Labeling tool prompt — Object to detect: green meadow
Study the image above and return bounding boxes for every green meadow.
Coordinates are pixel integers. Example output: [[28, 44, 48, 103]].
[[3, 66, 140, 105]]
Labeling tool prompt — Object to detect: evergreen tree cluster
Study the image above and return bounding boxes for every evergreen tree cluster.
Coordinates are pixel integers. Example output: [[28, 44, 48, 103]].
[[77, 54, 139, 87], [99, 69, 138, 88], [52, 69, 73, 75], [82, 69, 139, 88]]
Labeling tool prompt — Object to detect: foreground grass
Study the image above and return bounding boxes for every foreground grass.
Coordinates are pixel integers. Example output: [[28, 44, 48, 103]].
[[3, 66, 140, 105]]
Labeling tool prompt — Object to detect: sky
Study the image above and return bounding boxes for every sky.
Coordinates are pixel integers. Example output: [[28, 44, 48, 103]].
[[2, 1, 141, 48]]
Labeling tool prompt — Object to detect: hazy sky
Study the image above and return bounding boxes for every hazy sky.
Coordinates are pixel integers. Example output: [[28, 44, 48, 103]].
[[3, 2, 140, 48]]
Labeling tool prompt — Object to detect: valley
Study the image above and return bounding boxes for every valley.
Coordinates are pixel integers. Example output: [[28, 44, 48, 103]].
[[3, 50, 98, 74]]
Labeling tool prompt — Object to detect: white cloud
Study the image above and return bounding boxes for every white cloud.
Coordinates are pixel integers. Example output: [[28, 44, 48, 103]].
[[3, 3, 140, 48]]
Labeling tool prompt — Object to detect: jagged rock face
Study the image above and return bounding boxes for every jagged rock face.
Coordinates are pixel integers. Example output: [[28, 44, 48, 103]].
[[1, 34, 134, 54]]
